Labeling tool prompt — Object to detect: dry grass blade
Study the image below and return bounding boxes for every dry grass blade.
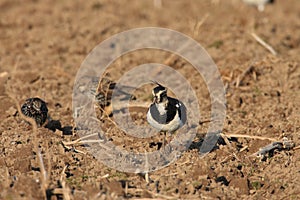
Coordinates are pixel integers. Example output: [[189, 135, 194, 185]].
[[163, 172, 178, 177], [193, 13, 209, 38], [220, 133, 234, 149], [62, 132, 103, 146], [60, 165, 71, 200], [154, 192, 179, 200], [239, 145, 249, 152], [293, 146, 300, 150], [4, 167, 10, 188], [251, 32, 277, 55], [61, 141, 87, 154], [62, 139, 104, 146], [144, 150, 150, 183], [37, 148, 48, 192], [233, 65, 254, 87], [161, 34, 194, 69], [224, 133, 277, 142], [146, 190, 179, 200], [175, 160, 191, 167], [199, 119, 211, 125]]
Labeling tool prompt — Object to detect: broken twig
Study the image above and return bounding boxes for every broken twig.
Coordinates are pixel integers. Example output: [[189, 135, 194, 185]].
[[251, 32, 277, 55]]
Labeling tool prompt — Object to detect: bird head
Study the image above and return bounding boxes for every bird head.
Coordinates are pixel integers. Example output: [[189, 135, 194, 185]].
[[152, 82, 167, 104]]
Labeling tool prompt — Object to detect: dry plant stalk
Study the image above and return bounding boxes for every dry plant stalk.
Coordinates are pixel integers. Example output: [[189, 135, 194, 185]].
[[60, 165, 71, 200], [144, 150, 150, 183], [223, 133, 277, 142], [63, 139, 104, 146], [52, 165, 73, 199], [4, 167, 10, 188], [293, 146, 300, 150], [146, 190, 179, 200], [193, 13, 209, 38], [220, 133, 234, 149], [233, 65, 254, 87], [251, 32, 277, 55], [62, 132, 104, 147]]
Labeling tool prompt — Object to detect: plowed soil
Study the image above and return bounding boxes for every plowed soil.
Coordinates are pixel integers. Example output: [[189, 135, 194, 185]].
[[0, 0, 299, 199]]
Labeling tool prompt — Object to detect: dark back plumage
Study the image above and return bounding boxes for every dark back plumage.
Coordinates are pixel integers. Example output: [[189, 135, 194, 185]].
[[21, 97, 48, 126]]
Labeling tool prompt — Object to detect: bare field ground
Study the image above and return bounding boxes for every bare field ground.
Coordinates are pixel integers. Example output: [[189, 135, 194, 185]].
[[0, 0, 299, 199]]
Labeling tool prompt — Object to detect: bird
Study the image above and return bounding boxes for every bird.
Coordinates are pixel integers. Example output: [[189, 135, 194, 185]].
[[77, 76, 136, 119], [93, 77, 136, 118], [147, 82, 187, 147], [21, 97, 48, 126], [242, 0, 275, 11]]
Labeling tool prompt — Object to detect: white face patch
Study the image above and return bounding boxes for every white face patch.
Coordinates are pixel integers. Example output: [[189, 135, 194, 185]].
[[153, 88, 167, 103], [156, 89, 167, 96]]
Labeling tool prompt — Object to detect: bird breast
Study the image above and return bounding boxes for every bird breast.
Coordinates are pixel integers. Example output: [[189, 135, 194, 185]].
[[156, 102, 167, 115]]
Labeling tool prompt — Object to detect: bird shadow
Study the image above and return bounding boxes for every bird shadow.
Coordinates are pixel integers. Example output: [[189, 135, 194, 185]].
[[189, 132, 228, 153], [44, 119, 73, 135]]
